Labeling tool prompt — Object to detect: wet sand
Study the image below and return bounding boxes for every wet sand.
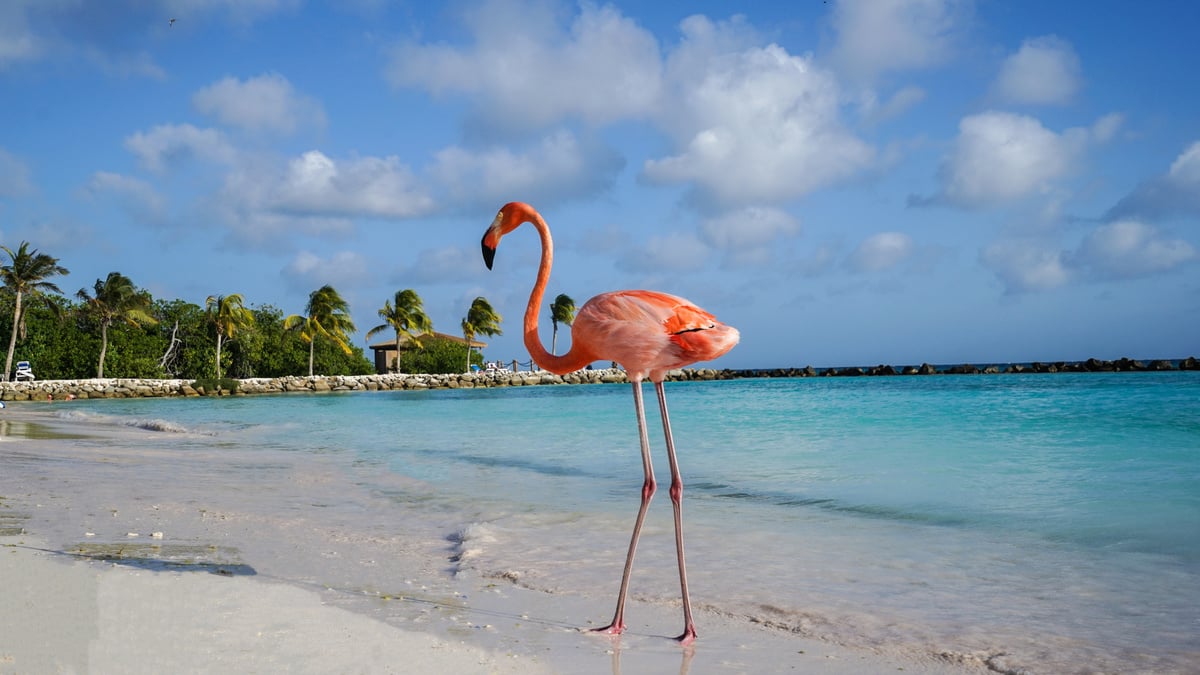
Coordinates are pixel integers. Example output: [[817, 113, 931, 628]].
[[0, 405, 985, 674]]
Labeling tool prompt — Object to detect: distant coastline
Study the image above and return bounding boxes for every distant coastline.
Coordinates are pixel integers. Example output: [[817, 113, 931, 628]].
[[0, 356, 1195, 402]]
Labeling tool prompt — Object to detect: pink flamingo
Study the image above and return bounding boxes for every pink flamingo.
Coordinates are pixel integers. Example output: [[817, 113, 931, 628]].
[[481, 202, 739, 644]]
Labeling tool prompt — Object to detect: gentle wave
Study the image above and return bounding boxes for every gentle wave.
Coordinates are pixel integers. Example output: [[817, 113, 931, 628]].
[[53, 409, 212, 435]]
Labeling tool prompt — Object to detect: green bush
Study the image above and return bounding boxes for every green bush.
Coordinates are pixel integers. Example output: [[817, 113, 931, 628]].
[[190, 377, 240, 395], [396, 336, 482, 374]]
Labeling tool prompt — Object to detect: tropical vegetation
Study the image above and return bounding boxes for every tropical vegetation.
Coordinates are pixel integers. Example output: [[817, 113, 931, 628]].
[[1, 242, 68, 381], [461, 296, 502, 372], [549, 293, 575, 356], [76, 272, 158, 378], [0, 243, 514, 381], [365, 289, 432, 373], [284, 285, 357, 377]]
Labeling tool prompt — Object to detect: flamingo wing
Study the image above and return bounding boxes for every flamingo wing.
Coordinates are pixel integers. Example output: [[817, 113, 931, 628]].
[[574, 290, 739, 378]]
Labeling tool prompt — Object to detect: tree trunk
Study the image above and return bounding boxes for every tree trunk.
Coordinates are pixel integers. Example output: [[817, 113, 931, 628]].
[[215, 332, 224, 379], [97, 321, 109, 378], [308, 339, 315, 376], [3, 292, 22, 381]]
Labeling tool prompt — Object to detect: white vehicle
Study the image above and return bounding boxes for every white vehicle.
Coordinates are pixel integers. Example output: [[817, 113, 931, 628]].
[[14, 361, 34, 381]]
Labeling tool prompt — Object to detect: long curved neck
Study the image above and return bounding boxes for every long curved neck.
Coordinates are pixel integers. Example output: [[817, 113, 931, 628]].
[[524, 212, 593, 375]]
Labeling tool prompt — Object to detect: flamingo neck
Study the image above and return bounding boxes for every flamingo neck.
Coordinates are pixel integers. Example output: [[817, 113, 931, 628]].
[[524, 212, 593, 375]]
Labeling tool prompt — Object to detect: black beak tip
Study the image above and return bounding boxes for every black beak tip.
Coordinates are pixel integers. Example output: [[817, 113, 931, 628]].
[[481, 239, 495, 270]]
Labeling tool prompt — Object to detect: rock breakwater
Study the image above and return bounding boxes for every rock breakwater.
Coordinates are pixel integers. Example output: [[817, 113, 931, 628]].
[[0, 367, 735, 401], [1, 356, 1193, 401]]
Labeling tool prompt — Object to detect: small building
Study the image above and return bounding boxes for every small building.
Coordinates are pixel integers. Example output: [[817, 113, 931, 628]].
[[367, 332, 487, 374]]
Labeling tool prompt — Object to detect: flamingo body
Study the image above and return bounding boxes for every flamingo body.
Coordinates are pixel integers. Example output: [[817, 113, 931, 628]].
[[481, 201, 738, 645]]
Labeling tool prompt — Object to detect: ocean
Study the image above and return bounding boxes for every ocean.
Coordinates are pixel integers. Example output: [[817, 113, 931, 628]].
[[8, 371, 1200, 673]]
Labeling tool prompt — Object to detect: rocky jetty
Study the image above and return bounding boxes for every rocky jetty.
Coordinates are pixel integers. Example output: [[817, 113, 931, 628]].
[[0, 367, 736, 401], [0, 357, 1193, 401]]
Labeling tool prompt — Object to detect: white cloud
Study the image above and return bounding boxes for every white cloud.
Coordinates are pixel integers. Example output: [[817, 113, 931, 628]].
[[0, 1, 40, 68], [1168, 141, 1200, 184], [124, 124, 237, 173], [281, 249, 373, 291], [860, 85, 927, 125], [980, 239, 1071, 293], [396, 246, 485, 284], [431, 131, 624, 209], [991, 35, 1082, 105], [193, 73, 326, 134], [81, 171, 166, 223], [1107, 139, 1200, 220], [847, 232, 914, 272], [0, 147, 33, 197], [700, 206, 801, 250], [391, 4, 873, 207], [983, 220, 1195, 293], [919, 111, 1090, 207], [618, 231, 710, 273], [1072, 220, 1196, 280], [271, 150, 434, 219], [644, 34, 873, 205], [830, 0, 968, 81], [387, 0, 661, 134]]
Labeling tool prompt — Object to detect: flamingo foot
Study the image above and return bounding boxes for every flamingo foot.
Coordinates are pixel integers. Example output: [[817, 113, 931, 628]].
[[674, 625, 697, 646], [589, 621, 625, 636]]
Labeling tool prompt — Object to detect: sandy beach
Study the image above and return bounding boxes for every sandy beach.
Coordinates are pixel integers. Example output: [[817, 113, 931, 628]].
[[0, 404, 1000, 674]]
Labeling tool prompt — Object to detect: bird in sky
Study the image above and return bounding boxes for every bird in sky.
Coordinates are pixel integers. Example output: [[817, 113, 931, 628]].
[[481, 201, 739, 644], [169, 18, 175, 27]]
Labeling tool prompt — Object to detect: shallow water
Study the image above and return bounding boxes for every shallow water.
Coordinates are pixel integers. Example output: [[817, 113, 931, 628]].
[[8, 372, 1200, 673]]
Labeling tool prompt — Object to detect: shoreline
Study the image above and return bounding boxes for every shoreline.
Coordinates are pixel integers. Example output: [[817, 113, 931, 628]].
[[0, 406, 988, 674], [1, 355, 1196, 401]]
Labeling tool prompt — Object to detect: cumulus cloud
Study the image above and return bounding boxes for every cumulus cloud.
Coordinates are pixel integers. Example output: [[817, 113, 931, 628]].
[[193, 73, 326, 134], [430, 131, 624, 210], [210, 149, 433, 246], [991, 35, 1082, 105], [1107, 140, 1200, 221], [0, 1, 42, 68], [81, 171, 166, 223], [0, 147, 33, 197], [390, 4, 874, 207], [124, 124, 237, 173], [700, 206, 801, 250], [281, 249, 373, 291], [913, 111, 1105, 208], [982, 220, 1195, 293], [617, 231, 710, 273], [387, 0, 661, 135], [1071, 220, 1196, 280], [980, 239, 1071, 294], [644, 25, 873, 205], [847, 232, 914, 272], [830, 0, 968, 81], [270, 150, 434, 219], [394, 246, 485, 284]]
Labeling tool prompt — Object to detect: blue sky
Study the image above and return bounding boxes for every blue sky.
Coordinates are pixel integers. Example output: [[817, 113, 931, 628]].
[[1, 0, 1197, 370]]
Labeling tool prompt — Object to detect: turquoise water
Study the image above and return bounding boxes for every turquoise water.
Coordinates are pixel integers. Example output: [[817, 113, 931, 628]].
[[56, 372, 1200, 672]]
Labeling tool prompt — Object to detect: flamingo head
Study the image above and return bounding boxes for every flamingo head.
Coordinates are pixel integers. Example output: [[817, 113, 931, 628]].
[[482, 201, 537, 270]]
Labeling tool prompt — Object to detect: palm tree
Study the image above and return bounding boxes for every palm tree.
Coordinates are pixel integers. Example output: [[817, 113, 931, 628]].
[[0, 242, 69, 381], [365, 289, 432, 374], [76, 272, 158, 378], [205, 293, 255, 379], [461, 296, 502, 372], [549, 293, 576, 356], [284, 285, 356, 376]]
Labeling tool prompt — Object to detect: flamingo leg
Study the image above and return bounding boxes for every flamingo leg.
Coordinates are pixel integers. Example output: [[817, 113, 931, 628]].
[[656, 381, 696, 644], [595, 378, 657, 636]]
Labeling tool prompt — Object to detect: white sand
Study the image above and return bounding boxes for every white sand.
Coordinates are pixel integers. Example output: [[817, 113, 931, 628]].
[[0, 405, 986, 674]]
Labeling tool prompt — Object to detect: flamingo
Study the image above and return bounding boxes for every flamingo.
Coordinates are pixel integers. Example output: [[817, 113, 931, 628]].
[[481, 202, 739, 644]]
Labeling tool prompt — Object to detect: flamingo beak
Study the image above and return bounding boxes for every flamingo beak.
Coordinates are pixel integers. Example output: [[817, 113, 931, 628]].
[[482, 235, 496, 270]]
